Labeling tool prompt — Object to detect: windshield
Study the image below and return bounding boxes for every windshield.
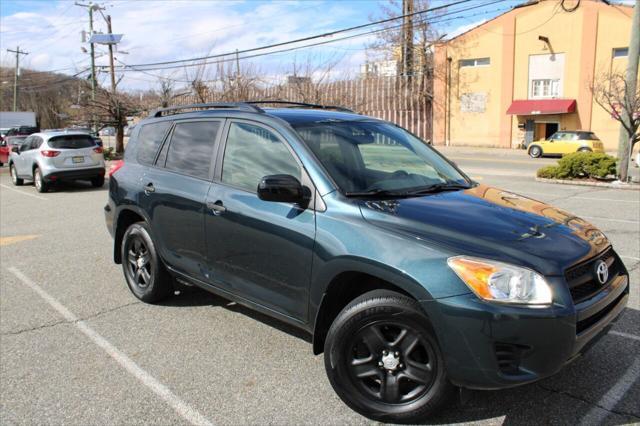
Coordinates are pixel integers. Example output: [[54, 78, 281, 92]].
[[48, 135, 96, 149], [293, 120, 470, 195]]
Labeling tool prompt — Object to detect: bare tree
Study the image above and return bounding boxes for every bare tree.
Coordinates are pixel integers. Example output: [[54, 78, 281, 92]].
[[591, 71, 640, 181], [86, 87, 141, 154], [157, 78, 174, 108], [367, 0, 443, 78], [281, 53, 346, 104]]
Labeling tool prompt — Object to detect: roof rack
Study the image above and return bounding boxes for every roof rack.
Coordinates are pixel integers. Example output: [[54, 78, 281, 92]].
[[148, 102, 264, 118], [247, 101, 354, 113]]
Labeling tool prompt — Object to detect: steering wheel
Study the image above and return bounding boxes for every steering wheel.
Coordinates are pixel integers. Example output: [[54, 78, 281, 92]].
[[390, 170, 410, 179], [363, 170, 411, 192]]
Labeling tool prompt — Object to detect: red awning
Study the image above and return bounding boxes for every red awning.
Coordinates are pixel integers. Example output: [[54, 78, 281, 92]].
[[506, 99, 576, 115]]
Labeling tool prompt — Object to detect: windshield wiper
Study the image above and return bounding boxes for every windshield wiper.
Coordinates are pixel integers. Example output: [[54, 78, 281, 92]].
[[404, 182, 472, 195], [345, 183, 472, 198], [344, 188, 410, 198]]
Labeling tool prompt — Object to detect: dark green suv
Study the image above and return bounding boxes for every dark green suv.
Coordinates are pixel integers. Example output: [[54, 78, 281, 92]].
[[105, 102, 629, 423]]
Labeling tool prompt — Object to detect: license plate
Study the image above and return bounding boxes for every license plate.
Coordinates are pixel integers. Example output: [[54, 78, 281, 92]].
[[72, 156, 84, 163]]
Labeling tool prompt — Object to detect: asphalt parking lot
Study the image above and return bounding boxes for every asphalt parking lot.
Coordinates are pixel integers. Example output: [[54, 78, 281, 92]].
[[1, 149, 638, 425]]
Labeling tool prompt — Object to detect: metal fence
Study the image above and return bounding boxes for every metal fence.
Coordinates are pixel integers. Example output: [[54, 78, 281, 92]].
[[171, 76, 433, 142]]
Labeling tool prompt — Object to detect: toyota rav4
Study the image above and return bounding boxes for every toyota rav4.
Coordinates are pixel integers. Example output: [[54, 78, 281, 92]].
[[105, 102, 629, 423]]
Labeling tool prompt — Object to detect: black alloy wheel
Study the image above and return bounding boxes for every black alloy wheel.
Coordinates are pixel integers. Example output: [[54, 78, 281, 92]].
[[121, 222, 172, 303], [324, 290, 454, 424], [348, 321, 437, 404], [126, 235, 153, 289]]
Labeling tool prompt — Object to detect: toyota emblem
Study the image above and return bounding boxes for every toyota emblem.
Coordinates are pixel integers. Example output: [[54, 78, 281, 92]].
[[594, 260, 609, 285]]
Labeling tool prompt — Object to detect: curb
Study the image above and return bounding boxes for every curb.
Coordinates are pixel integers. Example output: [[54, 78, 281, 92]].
[[535, 177, 640, 190]]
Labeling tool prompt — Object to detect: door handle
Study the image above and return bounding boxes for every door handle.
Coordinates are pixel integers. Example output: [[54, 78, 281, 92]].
[[144, 183, 155, 194], [207, 200, 226, 215]]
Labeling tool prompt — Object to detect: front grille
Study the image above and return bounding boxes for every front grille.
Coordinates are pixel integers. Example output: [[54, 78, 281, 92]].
[[575, 291, 626, 334], [564, 247, 623, 303]]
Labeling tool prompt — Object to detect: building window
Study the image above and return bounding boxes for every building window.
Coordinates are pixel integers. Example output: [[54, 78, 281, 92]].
[[531, 79, 560, 98], [459, 57, 490, 68], [613, 47, 628, 58]]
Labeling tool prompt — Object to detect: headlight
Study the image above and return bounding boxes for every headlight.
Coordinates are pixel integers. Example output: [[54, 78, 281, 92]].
[[447, 256, 552, 305]]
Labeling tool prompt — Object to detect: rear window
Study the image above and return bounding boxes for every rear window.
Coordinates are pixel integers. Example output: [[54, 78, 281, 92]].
[[48, 135, 96, 149], [136, 121, 172, 165], [578, 132, 599, 140]]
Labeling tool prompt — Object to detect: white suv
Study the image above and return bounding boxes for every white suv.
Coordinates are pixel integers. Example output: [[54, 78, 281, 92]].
[[9, 131, 106, 193]]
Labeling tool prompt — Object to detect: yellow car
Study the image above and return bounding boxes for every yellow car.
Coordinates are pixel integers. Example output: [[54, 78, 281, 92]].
[[528, 131, 605, 158]]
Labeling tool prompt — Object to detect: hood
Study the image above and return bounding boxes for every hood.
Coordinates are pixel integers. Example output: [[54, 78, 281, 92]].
[[359, 185, 609, 276]]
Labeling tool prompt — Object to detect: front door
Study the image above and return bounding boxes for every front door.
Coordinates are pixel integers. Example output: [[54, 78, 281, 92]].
[[205, 120, 316, 321]]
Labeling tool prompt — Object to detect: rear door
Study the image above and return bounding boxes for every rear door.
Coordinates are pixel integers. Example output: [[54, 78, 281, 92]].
[[204, 119, 316, 321], [138, 119, 223, 280], [14, 136, 35, 176], [46, 134, 102, 169]]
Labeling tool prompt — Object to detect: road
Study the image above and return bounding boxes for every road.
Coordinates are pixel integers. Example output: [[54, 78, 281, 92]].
[[1, 149, 638, 425]]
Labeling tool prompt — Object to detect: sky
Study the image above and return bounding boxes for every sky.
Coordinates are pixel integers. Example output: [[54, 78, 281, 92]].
[[0, 0, 632, 91]]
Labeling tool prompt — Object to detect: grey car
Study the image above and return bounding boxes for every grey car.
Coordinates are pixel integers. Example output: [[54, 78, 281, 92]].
[[9, 131, 106, 192]]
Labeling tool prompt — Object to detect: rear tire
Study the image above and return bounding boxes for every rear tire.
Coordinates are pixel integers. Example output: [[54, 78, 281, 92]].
[[91, 176, 105, 187], [578, 147, 592, 153], [528, 145, 542, 158], [324, 289, 454, 424], [121, 222, 172, 303], [34, 167, 48, 193], [10, 164, 23, 186]]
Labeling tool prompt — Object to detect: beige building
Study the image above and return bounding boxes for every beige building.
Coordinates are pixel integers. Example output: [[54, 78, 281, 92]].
[[433, 0, 635, 150]]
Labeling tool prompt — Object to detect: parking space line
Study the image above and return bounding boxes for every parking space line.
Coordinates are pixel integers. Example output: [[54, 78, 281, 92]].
[[7, 267, 214, 426], [0, 184, 47, 201], [517, 190, 640, 203], [620, 255, 640, 261], [579, 358, 640, 425], [610, 331, 640, 342], [582, 216, 639, 224]]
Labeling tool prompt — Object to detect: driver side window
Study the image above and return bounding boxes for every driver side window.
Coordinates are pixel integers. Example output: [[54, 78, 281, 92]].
[[222, 122, 301, 193]]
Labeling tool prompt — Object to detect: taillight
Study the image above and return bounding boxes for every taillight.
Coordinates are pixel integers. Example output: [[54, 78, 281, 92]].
[[108, 160, 124, 177], [93, 146, 103, 154], [40, 150, 60, 157]]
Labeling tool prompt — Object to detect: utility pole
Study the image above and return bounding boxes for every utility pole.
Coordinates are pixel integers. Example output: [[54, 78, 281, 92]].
[[400, 0, 414, 79], [76, 1, 104, 132], [75, 3, 102, 101], [616, 0, 639, 182], [106, 15, 117, 93], [6, 46, 29, 112]]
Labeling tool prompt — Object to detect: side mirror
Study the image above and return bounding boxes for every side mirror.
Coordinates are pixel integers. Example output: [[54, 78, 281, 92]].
[[11, 146, 19, 153], [257, 174, 310, 206]]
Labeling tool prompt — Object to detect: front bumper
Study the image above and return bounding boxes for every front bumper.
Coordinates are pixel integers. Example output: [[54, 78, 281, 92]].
[[425, 273, 629, 390], [43, 166, 105, 182]]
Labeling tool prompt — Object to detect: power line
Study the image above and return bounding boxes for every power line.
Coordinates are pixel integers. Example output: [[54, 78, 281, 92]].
[[104, 0, 476, 70], [111, 1, 510, 74]]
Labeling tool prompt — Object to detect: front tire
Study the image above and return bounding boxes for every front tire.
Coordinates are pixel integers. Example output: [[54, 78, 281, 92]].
[[578, 147, 592, 153], [528, 145, 543, 158], [34, 167, 48, 193], [10, 164, 23, 186], [324, 290, 454, 424], [121, 222, 172, 303]]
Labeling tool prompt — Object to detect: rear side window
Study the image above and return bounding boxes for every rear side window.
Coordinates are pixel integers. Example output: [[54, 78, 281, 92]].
[[48, 135, 95, 149], [136, 121, 172, 165], [578, 132, 599, 140], [164, 121, 220, 179]]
